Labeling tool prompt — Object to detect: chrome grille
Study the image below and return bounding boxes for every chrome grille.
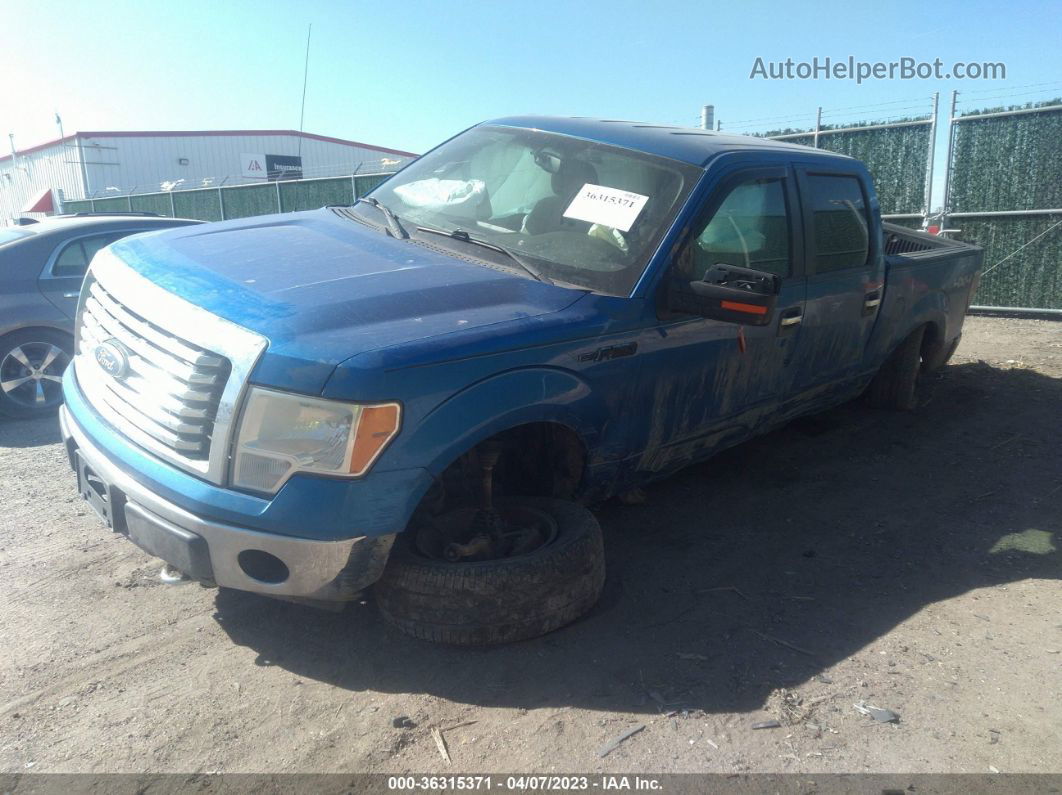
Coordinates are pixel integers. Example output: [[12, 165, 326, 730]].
[[78, 275, 231, 461]]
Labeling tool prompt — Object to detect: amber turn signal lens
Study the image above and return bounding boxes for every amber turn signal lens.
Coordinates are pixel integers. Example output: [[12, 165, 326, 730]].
[[349, 404, 401, 475]]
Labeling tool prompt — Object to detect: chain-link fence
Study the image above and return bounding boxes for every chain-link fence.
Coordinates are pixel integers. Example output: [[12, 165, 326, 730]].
[[762, 117, 934, 217], [944, 97, 1062, 310], [61, 173, 394, 221]]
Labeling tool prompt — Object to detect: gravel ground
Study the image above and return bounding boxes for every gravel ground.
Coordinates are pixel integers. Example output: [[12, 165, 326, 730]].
[[0, 316, 1059, 775]]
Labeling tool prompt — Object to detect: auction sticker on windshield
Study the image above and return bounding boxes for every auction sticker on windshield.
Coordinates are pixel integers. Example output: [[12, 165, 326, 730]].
[[563, 184, 649, 232]]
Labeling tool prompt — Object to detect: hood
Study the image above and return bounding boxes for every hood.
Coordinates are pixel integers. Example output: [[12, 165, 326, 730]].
[[109, 209, 584, 393]]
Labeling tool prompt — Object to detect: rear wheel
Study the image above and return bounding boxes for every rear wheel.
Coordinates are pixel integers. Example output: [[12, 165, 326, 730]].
[[375, 497, 605, 645], [866, 325, 926, 411], [0, 329, 72, 418]]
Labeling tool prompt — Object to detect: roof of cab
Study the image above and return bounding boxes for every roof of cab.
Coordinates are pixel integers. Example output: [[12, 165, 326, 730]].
[[483, 116, 856, 168]]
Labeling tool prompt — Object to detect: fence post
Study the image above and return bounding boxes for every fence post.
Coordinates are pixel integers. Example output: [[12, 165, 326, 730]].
[[275, 181, 282, 213], [923, 92, 939, 226], [813, 107, 822, 148], [169, 191, 176, 218], [940, 90, 959, 233], [218, 187, 225, 220], [351, 174, 357, 201]]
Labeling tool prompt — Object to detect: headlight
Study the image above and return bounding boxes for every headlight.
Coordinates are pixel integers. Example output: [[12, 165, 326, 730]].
[[232, 387, 401, 494]]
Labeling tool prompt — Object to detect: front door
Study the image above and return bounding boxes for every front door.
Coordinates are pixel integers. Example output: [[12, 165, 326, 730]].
[[633, 165, 808, 473]]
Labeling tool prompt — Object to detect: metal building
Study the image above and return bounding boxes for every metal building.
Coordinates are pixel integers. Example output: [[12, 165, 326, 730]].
[[0, 129, 417, 222]]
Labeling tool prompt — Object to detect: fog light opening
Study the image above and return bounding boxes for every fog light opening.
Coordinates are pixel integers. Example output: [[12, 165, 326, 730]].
[[237, 549, 290, 584]]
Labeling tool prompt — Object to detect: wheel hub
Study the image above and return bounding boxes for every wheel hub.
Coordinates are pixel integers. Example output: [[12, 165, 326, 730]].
[[0, 342, 70, 409], [416, 504, 559, 563]]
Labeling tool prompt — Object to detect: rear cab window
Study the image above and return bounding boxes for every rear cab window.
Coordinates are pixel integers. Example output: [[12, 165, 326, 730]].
[[803, 174, 870, 273]]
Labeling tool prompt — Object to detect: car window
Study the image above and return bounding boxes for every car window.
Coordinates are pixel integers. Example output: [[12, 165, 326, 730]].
[[806, 175, 869, 273], [52, 233, 124, 277], [678, 177, 791, 280], [366, 125, 702, 297]]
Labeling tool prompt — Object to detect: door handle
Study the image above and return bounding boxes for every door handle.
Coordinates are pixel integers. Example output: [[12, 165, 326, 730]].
[[779, 308, 803, 327], [63, 292, 80, 299], [864, 289, 881, 311]]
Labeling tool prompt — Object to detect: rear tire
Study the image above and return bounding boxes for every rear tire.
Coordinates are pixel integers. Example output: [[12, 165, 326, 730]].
[[0, 329, 72, 419], [866, 325, 926, 411], [375, 497, 605, 645]]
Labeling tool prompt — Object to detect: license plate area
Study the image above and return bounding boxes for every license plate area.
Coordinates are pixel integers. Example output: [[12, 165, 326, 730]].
[[75, 452, 126, 531]]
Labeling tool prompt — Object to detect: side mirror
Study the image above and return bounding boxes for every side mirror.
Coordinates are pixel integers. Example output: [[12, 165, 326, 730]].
[[667, 263, 780, 326]]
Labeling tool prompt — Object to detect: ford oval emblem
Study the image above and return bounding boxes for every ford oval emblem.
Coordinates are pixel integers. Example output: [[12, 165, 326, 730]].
[[94, 340, 130, 380]]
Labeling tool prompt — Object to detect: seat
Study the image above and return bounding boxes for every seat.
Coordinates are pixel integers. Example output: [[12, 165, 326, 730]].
[[524, 159, 599, 235]]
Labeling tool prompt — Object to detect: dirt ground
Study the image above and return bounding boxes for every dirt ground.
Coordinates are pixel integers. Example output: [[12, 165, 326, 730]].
[[1, 316, 1059, 776]]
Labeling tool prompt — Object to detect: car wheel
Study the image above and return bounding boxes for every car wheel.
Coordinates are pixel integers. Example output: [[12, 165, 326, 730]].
[[0, 329, 73, 418], [375, 497, 605, 645], [865, 325, 926, 411]]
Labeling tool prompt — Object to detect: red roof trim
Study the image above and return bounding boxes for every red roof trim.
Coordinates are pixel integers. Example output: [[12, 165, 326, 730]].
[[0, 130, 417, 164], [0, 134, 77, 162]]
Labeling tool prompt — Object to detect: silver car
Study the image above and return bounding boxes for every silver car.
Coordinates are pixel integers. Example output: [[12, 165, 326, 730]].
[[0, 213, 201, 417]]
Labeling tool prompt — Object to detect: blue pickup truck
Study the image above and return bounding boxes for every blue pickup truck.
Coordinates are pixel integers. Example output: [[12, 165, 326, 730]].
[[60, 117, 982, 644]]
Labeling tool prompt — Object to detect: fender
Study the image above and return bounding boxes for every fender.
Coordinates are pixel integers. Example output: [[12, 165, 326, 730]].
[[386, 366, 606, 478], [899, 288, 949, 358], [870, 271, 949, 369]]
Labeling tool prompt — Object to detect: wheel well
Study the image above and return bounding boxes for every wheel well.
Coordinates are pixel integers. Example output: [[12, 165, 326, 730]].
[[420, 423, 588, 517], [919, 321, 946, 372], [0, 325, 73, 351]]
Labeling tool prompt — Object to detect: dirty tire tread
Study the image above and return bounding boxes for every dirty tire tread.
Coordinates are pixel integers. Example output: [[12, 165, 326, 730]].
[[375, 497, 605, 645], [866, 325, 926, 411]]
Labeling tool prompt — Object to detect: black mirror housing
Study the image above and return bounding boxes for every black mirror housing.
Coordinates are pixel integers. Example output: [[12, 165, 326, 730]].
[[667, 264, 780, 326]]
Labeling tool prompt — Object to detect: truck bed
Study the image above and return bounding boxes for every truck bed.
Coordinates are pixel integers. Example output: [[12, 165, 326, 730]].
[[882, 222, 981, 262]]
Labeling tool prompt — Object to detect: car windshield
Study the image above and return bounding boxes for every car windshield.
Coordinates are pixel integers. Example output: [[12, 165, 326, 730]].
[[364, 125, 702, 296], [0, 227, 34, 246]]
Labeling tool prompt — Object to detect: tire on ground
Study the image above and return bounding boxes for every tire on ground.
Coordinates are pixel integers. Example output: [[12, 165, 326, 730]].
[[374, 497, 605, 645], [866, 325, 926, 411]]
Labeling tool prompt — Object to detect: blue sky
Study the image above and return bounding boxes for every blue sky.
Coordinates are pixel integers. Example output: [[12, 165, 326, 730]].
[[4, 0, 1061, 204]]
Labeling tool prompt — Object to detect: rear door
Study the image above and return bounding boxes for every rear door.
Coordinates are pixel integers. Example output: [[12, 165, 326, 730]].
[[38, 231, 127, 318], [789, 168, 885, 396]]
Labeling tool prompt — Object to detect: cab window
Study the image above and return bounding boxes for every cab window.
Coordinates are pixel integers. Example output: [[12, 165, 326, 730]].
[[805, 175, 869, 273], [678, 177, 791, 280]]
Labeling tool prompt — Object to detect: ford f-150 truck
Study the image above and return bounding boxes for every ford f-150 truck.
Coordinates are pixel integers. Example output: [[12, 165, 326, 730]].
[[60, 116, 983, 644]]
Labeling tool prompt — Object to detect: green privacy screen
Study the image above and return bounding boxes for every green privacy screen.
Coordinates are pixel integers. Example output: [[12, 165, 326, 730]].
[[948, 100, 1062, 308], [948, 102, 1062, 212], [279, 178, 353, 212], [957, 215, 1062, 308], [60, 173, 397, 222], [130, 193, 172, 216], [763, 119, 932, 215], [89, 197, 132, 213], [221, 185, 280, 219], [173, 191, 222, 222]]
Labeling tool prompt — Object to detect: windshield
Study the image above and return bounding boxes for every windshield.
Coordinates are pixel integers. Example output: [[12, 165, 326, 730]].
[[0, 227, 34, 246], [364, 125, 702, 296]]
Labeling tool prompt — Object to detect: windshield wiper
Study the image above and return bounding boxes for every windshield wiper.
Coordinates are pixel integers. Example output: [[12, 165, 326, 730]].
[[414, 226, 552, 284], [355, 197, 408, 239]]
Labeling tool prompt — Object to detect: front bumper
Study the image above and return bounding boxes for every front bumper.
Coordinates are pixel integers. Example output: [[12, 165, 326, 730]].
[[60, 405, 395, 601]]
